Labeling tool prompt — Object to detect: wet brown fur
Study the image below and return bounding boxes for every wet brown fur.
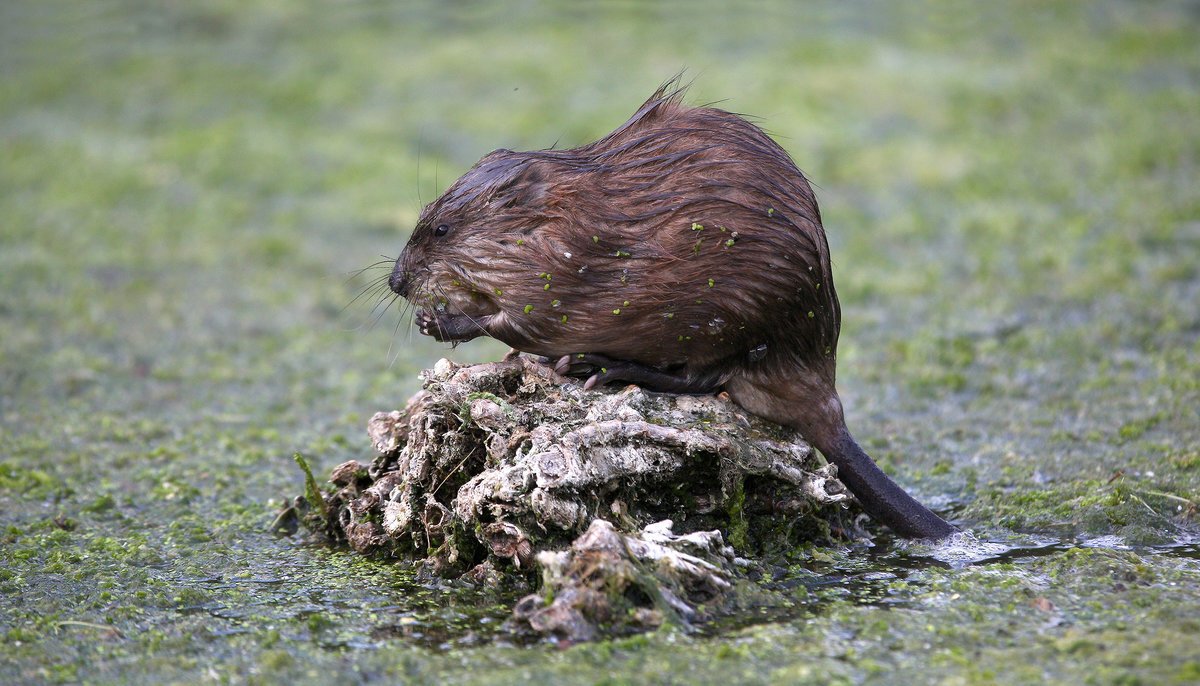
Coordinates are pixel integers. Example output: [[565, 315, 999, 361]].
[[391, 82, 955, 538]]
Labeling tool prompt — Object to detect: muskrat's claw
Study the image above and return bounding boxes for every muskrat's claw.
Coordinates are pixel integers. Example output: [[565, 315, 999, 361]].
[[414, 308, 488, 343], [555, 353, 607, 378], [415, 309, 435, 336], [415, 309, 447, 340], [555, 353, 623, 388]]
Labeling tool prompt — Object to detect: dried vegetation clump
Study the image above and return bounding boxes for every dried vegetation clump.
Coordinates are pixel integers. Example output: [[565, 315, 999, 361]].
[[283, 355, 857, 638]]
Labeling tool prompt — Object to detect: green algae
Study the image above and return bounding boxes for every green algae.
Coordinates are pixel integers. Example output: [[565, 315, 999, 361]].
[[725, 478, 749, 551], [294, 453, 329, 519], [2, 0, 1198, 684]]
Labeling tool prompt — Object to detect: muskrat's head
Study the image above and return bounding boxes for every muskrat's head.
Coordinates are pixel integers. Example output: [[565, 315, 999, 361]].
[[389, 148, 557, 322]]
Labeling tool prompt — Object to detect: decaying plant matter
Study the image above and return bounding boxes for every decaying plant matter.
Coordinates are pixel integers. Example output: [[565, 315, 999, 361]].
[[281, 354, 859, 638]]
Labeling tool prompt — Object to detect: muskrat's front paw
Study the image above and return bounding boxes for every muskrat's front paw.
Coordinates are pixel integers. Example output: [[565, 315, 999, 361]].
[[415, 309, 439, 338], [416, 309, 488, 343], [415, 309, 455, 342]]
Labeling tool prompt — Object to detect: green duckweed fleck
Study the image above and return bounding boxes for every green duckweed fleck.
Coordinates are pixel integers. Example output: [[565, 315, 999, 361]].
[[524, 305, 534, 313], [613, 308, 621, 314]]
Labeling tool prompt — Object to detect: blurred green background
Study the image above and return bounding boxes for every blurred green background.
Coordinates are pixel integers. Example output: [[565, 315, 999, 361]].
[[2, 1, 1199, 684]]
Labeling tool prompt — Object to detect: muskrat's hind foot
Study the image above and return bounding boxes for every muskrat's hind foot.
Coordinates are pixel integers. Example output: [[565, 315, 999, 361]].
[[555, 353, 722, 394], [553, 353, 626, 390], [416, 309, 489, 343]]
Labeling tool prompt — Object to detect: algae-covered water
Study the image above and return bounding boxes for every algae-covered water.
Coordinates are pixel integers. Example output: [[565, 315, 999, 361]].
[[3, 1, 1198, 683]]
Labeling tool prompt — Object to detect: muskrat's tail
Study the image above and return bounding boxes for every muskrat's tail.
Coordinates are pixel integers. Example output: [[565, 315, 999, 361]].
[[723, 377, 956, 538], [816, 426, 956, 539]]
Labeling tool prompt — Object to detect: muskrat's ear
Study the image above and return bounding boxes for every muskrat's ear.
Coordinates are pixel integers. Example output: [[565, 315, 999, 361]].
[[496, 161, 552, 208]]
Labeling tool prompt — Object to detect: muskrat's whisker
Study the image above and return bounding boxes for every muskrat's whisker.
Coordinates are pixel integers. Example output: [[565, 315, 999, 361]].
[[346, 257, 394, 283], [346, 280, 399, 333], [342, 286, 395, 333], [340, 258, 398, 331], [400, 300, 417, 345], [365, 281, 398, 318], [369, 292, 403, 331], [416, 130, 425, 207], [346, 275, 393, 316], [385, 295, 413, 369]]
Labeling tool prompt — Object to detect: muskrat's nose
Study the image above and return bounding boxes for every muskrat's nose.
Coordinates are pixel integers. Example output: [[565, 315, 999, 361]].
[[388, 265, 410, 298]]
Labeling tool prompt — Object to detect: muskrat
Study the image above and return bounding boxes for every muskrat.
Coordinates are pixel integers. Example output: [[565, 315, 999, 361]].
[[388, 82, 956, 539]]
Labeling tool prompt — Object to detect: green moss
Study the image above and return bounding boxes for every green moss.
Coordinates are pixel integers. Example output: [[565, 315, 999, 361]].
[[726, 478, 749, 551], [1169, 451, 1200, 471], [293, 453, 328, 519], [83, 494, 116, 513]]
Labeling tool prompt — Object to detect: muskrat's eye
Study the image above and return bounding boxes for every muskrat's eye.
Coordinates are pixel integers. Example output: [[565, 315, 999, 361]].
[[434, 224, 449, 237]]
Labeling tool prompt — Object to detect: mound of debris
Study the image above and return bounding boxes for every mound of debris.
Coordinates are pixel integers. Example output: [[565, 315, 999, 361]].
[[279, 354, 858, 640]]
